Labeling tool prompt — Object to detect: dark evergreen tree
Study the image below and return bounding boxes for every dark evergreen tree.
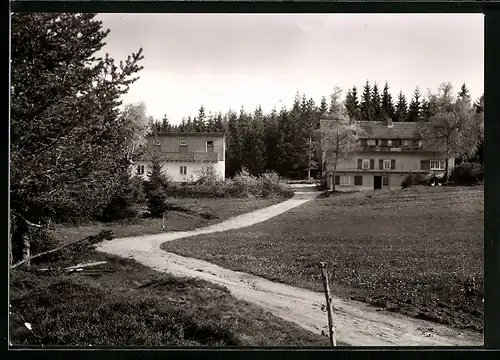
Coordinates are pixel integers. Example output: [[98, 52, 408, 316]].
[[225, 110, 241, 177], [360, 80, 374, 121], [371, 83, 382, 121], [381, 82, 395, 120], [407, 87, 422, 122], [178, 118, 188, 132], [193, 105, 207, 132], [205, 111, 216, 132], [319, 96, 329, 116], [10, 13, 144, 261], [145, 150, 171, 218], [213, 112, 225, 132], [160, 114, 172, 132], [185, 116, 195, 132], [345, 87, 360, 122], [394, 90, 408, 122]]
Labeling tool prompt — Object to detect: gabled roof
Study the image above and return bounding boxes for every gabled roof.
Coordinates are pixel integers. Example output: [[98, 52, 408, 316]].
[[320, 120, 435, 140]]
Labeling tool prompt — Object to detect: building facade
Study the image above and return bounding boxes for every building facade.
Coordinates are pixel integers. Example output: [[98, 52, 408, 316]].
[[321, 119, 454, 191], [132, 132, 226, 182]]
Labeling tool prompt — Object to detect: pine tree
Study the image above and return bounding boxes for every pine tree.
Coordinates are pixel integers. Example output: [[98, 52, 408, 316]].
[[213, 112, 225, 132], [344, 87, 360, 122], [458, 82, 472, 108], [360, 80, 374, 121], [193, 105, 207, 132], [178, 118, 187, 132], [145, 149, 171, 218], [160, 114, 172, 132], [185, 116, 195, 132], [10, 13, 144, 262], [394, 91, 408, 122], [420, 98, 431, 122], [225, 110, 241, 177], [319, 96, 329, 116], [407, 86, 422, 122], [206, 111, 216, 132], [371, 83, 382, 121], [381, 82, 395, 121]]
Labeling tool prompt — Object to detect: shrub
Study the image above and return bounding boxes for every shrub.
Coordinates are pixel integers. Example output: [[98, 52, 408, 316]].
[[451, 162, 484, 185], [401, 173, 426, 189], [194, 164, 221, 186]]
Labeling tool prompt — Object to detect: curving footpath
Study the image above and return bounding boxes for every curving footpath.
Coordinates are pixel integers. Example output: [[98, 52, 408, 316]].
[[96, 191, 483, 346]]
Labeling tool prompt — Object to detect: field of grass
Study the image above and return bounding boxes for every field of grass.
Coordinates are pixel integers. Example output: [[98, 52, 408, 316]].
[[162, 186, 484, 332], [10, 248, 329, 346], [51, 197, 286, 245]]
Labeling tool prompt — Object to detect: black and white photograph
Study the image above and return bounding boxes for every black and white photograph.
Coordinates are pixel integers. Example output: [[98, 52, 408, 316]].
[[9, 11, 484, 347]]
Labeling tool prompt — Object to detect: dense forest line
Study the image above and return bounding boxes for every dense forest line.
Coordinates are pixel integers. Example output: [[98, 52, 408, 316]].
[[151, 82, 483, 179]]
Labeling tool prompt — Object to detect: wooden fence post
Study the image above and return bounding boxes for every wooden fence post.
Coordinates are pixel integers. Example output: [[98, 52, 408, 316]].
[[162, 213, 166, 230], [320, 262, 337, 346]]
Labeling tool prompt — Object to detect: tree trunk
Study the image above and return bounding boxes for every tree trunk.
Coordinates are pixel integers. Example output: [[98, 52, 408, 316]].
[[331, 168, 336, 192], [444, 157, 449, 182]]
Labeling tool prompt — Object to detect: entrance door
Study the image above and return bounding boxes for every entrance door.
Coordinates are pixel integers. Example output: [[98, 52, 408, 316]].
[[382, 176, 389, 189], [374, 176, 382, 190]]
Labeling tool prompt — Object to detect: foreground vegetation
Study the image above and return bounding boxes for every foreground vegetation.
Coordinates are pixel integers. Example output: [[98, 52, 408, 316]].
[[162, 186, 484, 332], [10, 249, 329, 346]]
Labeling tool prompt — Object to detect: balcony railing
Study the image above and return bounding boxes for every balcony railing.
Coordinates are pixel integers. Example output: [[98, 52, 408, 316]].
[[356, 145, 424, 152], [157, 152, 220, 162]]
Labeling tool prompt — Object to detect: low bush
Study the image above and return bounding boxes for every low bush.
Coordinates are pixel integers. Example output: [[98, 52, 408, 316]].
[[401, 172, 426, 189], [451, 162, 483, 185], [165, 169, 292, 199]]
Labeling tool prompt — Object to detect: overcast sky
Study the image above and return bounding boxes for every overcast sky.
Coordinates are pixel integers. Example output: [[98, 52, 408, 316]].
[[97, 13, 483, 124]]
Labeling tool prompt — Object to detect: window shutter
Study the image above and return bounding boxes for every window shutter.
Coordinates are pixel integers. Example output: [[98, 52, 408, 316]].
[[421, 160, 430, 171], [391, 159, 396, 170], [334, 176, 340, 185], [358, 159, 362, 169], [379, 159, 383, 170], [354, 175, 363, 186], [370, 159, 374, 169]]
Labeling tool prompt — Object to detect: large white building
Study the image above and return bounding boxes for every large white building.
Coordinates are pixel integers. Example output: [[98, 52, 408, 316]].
[[132, 132, 226, 182]]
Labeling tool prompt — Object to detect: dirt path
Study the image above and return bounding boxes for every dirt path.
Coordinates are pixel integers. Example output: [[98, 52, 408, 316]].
[[96, 192, 483, 346]]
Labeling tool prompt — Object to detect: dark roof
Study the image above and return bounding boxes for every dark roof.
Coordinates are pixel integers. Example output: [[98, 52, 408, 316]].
[[148, 132, 225, 137], [321, 120, 434, 140]]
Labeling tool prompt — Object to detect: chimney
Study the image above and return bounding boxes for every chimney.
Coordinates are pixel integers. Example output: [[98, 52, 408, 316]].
[[386, 116, 394, 128]]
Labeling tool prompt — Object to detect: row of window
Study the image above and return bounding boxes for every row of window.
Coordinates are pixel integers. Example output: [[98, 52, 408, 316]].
[[334, 175, 389, 186], [358, 159, 446, 171], [359, 139, 422, 147], [358, 158, 396, 170], [152, 139, 215, 153], [136, 165, 188, 175]]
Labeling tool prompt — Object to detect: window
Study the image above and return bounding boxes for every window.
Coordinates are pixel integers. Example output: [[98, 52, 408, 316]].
[[401, 139, 412, 146], [382, 176, 389, 187], [180, 139, 188, 153], [367, 139, 376, 146], [153, 139, 161, 146], [340, 176, 352, 185], [334, 176, 340, 185], [383, 159, 392, 170], [206, 141, 214, 153], [430, 160, 446, 170], [180, 166, 187, 175], [354, 175, 363, 186], [362, 159, 370, 169], [136, 165, 144, 175], [387, 140, 392, 146]]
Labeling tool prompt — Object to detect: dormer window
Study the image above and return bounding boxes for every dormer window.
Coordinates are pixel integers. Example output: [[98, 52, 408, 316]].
[[206, 140, 214, 153], [179, 139, 188, 153]]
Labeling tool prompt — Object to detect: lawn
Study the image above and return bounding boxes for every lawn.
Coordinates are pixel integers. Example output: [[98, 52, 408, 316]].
[[10, 249, 330, 346], [12, 195, 330, 347], [161, 186, 484, 332], [51, 197, 287, 245]]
